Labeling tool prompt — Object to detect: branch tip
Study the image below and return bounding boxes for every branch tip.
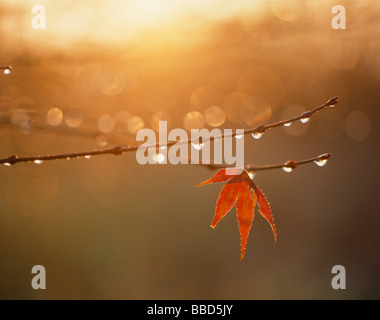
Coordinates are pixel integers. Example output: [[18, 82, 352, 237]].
[[319, 153, 332, 160], [326, 96, 339, 106]]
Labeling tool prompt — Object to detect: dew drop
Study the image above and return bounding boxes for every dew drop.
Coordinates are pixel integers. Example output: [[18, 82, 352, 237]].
[[3, 162, 12, 167], [329, 104, 335, 108], [251, 131, 264, 140], [34, 160, 44, 165], [248, 171, 256, 180], [300, 111, 312, 124], [314, 158, 329, 167], [191, 142, 205, 150], [155, 153, 165, 164], [282, 166, 293, 173], [84, 155, 92, 159], [3, 66, 12, 75], [283, 122, 292, 127]]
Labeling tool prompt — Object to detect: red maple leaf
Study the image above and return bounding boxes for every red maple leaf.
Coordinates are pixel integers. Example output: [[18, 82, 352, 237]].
[[196, 169, 277, 260]]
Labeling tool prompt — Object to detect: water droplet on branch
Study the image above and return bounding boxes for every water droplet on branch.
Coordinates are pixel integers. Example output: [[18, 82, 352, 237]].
[[251, 131, 264, 139], [191, 142, 205, 150], [34, 160, 44, 165], [155, 154, 165, 164], [2, 66, 12, 75], [314, 154, 331, 167], [282, 160, 297, 173], [282, 166, 293, 173], [300, 111, 312, 124], [283, 122, 292, 127], [314, 159, 329, 167]]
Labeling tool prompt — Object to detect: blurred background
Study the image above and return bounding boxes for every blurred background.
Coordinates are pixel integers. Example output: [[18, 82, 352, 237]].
[[0, 0, 379, 299]]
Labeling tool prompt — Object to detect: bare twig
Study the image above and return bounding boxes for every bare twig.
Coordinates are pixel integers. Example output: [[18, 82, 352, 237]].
[[0, 97, 339, 166], [198, 153, 331, 172], [245, 153, 332, 172]]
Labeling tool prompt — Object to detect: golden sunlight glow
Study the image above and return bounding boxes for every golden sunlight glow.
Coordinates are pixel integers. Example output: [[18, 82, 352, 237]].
[[5, 0, 266, 46]]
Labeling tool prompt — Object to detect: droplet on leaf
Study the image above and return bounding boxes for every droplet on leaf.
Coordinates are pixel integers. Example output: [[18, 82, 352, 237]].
[[248, 171, 256, 180]]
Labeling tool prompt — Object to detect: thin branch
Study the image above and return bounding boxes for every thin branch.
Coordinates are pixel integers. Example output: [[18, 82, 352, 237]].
[[0, 96, 339, 166], [246, 153, 332, 172], [146, 96, 339, 148], [199, 153, 332, 172]]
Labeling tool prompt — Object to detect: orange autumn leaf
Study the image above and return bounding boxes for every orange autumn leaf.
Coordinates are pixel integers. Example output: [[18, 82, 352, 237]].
[[196, 168, 276, 260], [235, 175, 257, 260], [195, 168, 241, 187], [255, 186, 277, 243]]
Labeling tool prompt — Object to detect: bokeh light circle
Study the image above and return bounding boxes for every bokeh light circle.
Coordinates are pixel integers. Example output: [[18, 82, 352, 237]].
[[183, 111, 205, 131], [205, 106, 226, 127]]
